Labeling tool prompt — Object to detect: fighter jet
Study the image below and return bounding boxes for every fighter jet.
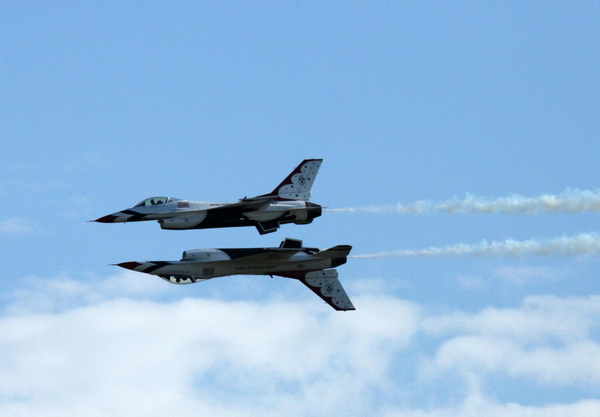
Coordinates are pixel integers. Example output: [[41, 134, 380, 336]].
[[116, 238, 355, 311], [93, 159, 323, 235]]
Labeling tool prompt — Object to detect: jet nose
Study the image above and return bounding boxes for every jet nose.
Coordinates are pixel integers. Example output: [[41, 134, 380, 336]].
[[94, 214, 120, 223], [115, 262, 143, 271], [306, 202, 322, 220]]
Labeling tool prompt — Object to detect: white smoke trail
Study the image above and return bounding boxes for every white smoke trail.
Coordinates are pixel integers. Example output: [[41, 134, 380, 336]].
[[326, 201, 431, 214], [327, 189, 600, 215], [350, 233, 600, 259]]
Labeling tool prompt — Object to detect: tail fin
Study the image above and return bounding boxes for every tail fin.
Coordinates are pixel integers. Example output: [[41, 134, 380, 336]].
[[259, 159, 323, 201], [301, 270, 355, 311], [273, 269, 355, 311]]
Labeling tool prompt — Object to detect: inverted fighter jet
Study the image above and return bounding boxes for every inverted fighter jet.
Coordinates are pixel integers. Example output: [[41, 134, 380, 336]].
[[116, 238, 354, 311], [93, 159, 323, 234]]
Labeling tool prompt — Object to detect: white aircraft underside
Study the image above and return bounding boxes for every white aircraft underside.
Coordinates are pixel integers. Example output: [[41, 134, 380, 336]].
[[116, 238, 355, 311]]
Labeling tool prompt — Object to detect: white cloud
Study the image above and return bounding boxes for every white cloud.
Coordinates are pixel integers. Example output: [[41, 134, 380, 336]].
[[492, 265, 564, 286], [0, 217, 33, 235], [385, 397, 600, 417], [430, 336, 600, 385], [0, 278, 420, 417], [420, 295, 600, 385], [3, 270, 170, 314], [1, 275, 599, 417]]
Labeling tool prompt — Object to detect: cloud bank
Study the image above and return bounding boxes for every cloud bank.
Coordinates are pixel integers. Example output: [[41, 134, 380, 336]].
[[1, 272, 600, 417]]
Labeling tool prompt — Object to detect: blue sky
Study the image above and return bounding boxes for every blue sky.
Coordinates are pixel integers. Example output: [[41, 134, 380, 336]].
[[2, 2, 600, 416]]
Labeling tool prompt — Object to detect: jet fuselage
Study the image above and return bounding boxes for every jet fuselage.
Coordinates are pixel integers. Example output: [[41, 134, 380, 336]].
[[93, 159, 324, 235], [116, 239, 354, 311], [96, 198, 322, 233], [119, 244, 348, 284]]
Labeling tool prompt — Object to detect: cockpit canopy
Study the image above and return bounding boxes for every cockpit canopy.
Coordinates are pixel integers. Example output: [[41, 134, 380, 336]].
[[134, 197, 171, 207]]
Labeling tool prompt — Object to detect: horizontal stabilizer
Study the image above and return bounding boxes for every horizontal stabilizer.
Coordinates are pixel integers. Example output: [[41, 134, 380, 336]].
[[300, 269, 355, 311], [317, 245, 352, 268], [279, 238, 303, 249], [255, 220, 280, 235], [318, 245, 352, 258]]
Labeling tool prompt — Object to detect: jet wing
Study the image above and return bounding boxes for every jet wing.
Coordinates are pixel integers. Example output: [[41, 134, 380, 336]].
[[218, 247, 301, 263], [207, 197, 275, 215]]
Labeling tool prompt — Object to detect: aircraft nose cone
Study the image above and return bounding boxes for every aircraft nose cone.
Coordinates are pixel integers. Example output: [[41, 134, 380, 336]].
[[115, 262, 143, 271], [94, 214, 120, 223]]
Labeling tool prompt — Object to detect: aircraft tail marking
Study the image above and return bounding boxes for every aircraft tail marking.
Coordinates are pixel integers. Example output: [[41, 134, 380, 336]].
[[274, 269, 355, 311], [301, 270, 355, 311], [259, 159, 323, 201]]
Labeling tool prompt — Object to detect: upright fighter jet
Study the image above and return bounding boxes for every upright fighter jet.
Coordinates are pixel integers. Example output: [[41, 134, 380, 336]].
[[116, 238, 354, 311], [93, 159, 322, 235]]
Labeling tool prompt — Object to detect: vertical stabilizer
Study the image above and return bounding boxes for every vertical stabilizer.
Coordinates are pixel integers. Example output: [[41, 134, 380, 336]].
[[259, 159, 323, 201], [301, 270, 355, 311]]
